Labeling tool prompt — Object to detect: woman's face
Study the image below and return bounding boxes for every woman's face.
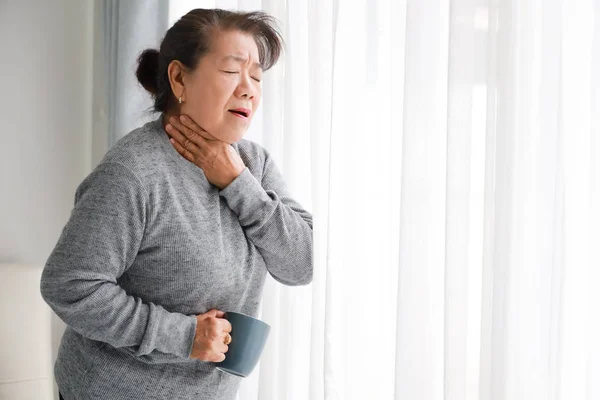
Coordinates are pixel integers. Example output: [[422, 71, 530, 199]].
[[178, 30, 263, 144]]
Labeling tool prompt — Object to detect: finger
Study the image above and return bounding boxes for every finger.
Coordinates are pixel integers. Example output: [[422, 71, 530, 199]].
[[166, 124, 194, 152], [180, 115, 218, 141], [220, 331, 231, 344], [216, 341, 229, 354], [206, 309, 226, 318], [166, 123, 199, 154], [170, 116, 207, 147], [169, 137, 196, 163], [204, 309, 220, 318], [220, 320, 232, 333]]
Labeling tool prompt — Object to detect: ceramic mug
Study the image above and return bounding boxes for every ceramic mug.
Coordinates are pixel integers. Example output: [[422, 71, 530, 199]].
[[215, 311, 270, 377]]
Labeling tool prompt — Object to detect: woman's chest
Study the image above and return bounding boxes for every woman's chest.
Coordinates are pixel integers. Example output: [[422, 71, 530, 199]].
[[122, 177, 263, 305]]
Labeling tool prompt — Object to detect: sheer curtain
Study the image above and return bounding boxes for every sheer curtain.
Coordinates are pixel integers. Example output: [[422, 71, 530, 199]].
[[143, 1, 599, 399]]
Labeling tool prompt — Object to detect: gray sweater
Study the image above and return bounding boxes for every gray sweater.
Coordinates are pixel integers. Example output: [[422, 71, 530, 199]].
[[40, 116, 313, 400]]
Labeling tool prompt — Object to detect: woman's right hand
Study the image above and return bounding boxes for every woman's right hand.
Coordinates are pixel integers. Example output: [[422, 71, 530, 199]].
[[190, 309, 232, 362]]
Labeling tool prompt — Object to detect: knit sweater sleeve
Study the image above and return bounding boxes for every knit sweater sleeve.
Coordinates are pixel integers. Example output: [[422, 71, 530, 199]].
[[40, 162, 197, 359], [218, 147, 313, 286]]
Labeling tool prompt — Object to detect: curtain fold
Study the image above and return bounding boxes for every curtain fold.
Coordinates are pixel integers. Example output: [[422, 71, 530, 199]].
[[103, 0, 169, 147]]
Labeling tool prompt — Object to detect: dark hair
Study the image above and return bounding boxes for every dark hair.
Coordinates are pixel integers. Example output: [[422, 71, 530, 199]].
[[136, 9, 283, 113]]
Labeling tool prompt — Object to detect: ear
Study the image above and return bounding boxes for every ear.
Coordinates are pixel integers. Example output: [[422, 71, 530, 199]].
[[167, 60, 187, 102]]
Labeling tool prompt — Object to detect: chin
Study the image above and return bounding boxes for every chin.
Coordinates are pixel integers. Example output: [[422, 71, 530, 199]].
[[220, 129, 247, 144]]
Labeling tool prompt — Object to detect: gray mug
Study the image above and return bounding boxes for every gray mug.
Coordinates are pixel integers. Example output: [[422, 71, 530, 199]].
[[215, 311, 270, 377]]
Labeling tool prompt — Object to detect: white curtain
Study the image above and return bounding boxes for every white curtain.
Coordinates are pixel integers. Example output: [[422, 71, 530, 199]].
[[164, 1, 599, 399]]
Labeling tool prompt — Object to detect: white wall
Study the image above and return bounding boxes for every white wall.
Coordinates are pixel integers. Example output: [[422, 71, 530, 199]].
[[0, 1, 99, 399], [0, 1, 98, 264]]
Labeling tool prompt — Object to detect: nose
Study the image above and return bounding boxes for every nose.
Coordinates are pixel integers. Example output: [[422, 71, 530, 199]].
[[236, 75, 255, 99]]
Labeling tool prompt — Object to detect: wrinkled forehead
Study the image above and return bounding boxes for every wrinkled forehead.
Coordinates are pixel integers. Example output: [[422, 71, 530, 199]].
[[221, 54, 262, 70], [210, 30, 262, 68]]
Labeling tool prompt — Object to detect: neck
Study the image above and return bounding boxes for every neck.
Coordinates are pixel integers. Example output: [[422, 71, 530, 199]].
[[161, 106, 181, 131], [160, 109, 220, 142]]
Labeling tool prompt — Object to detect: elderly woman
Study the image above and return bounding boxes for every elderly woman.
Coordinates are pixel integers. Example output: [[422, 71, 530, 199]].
[[40, 9, 312, 400]]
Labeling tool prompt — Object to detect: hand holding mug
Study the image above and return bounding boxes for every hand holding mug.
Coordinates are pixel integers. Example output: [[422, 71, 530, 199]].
[[190, 309, 232, 362]]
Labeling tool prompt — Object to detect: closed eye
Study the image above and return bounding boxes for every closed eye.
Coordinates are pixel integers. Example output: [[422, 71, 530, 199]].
[[222, 70, 261, 82]]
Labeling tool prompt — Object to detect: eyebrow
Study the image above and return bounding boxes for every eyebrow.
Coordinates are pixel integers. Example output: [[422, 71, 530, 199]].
[[222, 54, 262, 69]]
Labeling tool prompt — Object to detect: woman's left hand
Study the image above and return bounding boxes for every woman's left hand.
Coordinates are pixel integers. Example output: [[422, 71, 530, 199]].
[[166, 115, 246, 189]]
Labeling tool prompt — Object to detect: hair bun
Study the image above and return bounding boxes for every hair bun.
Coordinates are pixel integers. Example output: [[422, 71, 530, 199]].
[[136, 49, 160, 95]]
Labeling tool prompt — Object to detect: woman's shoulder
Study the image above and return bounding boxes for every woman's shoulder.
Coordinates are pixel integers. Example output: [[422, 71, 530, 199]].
[[74, 118, 171, 201], [99, 118, 168, 177]]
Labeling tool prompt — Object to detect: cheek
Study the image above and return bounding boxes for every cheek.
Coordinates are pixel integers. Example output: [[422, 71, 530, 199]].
[[211, 73, 239, 98], [188, 85, 226, 119], [253, 91, 262, 110]]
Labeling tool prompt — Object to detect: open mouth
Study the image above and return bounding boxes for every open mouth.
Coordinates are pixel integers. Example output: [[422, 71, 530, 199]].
[[228, 108, 251, 118]]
